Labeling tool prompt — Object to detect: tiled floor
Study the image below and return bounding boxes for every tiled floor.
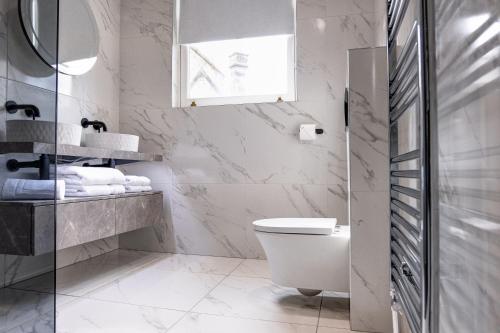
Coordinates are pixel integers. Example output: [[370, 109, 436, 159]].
[[5, 250, 354, 333]]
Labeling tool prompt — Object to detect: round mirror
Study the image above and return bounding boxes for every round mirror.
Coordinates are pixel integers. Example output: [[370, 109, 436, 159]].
[[19, 0, 100, 76]]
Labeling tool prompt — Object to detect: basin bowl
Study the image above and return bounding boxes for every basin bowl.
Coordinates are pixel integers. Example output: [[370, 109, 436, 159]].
[[6, 120, 82, 146], [83, 133, 139, 152]]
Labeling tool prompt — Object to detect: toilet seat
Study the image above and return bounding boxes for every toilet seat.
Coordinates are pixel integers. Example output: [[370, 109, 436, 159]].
[[253, 218, 337, 235]]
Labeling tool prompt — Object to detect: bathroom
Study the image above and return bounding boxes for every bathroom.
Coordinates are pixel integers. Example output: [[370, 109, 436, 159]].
[[0, 0, 499, 332]]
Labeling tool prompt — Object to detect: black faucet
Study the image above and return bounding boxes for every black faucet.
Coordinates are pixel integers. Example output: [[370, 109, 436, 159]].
[[81, 118, 108, 133], [5, 101, 40, 120]]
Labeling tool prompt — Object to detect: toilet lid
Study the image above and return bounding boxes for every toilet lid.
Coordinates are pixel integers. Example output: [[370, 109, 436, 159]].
[[253, 218, 337, 235]]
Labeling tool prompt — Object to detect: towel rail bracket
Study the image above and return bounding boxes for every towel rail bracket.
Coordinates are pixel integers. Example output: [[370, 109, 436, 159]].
[[6, 154, 50, 180], [82, 158, 116, 168]]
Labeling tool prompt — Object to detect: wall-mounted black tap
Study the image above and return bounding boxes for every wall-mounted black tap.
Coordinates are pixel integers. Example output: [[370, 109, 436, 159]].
[[5, 101, 40, 120], [81, 118, 108, 133]]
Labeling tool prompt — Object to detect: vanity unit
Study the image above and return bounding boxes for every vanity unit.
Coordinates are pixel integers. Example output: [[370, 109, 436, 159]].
[[0, 142, 163, 256], [0, 191, 162, 256]]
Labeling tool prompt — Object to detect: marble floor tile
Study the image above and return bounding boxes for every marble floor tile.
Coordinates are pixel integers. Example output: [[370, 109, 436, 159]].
[[147, 253, 242, 275], [318, 294, 350, 329], [192, 276, 321, 325], [230, 259, 272, 279], [0, 288, 55, 333], [85, 266, 224, 311], [10, 260, 139, 297], [317, 327, 353, 333], [169, 312, 318, 333], [56, 297, 185, 333]]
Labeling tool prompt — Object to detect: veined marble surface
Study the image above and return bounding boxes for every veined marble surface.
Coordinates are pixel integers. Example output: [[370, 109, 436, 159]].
[[3, 250, 355, 332], [118, 0, 382, 258], [348, 47, 391, 333]]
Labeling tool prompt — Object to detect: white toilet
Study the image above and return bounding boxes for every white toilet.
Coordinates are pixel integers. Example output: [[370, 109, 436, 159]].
[[253, 218, 350, 296]]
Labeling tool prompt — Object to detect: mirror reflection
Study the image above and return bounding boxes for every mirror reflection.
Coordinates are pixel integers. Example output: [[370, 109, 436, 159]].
[[19, 0, 100, 75]]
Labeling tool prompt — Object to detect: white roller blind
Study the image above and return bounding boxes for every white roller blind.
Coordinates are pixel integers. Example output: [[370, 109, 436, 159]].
[[177, 0, 296, 44]]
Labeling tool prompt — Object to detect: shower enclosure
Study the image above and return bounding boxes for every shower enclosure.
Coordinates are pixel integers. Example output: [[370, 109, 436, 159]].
[[0, 0, 59, 332]]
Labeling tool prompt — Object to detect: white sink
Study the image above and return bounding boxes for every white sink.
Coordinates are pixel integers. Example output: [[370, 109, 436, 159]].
[[6, 120, 82, 146], [83, 133, 139, 152]]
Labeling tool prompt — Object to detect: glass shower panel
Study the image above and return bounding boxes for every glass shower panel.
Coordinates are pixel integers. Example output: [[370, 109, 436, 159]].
[[434, 0, 500, 332], [0, 1, 58, 332]]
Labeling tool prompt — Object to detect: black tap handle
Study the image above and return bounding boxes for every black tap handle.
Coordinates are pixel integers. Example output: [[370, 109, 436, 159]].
[[5, 101, 40, 120]]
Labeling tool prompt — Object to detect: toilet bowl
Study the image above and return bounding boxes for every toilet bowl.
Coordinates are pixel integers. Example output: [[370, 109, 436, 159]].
[[253, 218, 350, 295]]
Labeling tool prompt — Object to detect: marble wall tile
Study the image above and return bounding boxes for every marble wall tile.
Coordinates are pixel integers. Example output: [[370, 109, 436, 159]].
[[348, 47, 389, 192], [350, 191, 391, 333], [327, 183, 349, 225], [327, 0, 375, 17], [297, 0, 327, 20], [0, 77, 6, 140], [119, 0, 384, 259], [120, 0, 173, 40], [56, 236, 119, 269], [297, 17, 330, 103], [348, 47, 391, 333], [169, 184, 248, 258], [0, 0, 7, 79], [326, 14, 376, 105]]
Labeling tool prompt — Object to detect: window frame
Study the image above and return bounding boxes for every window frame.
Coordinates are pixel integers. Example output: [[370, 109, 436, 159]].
[[176, 35, 297, 108]]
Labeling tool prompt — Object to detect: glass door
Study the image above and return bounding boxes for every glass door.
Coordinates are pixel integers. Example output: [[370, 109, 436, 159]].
[[0, 0, 59, 332]]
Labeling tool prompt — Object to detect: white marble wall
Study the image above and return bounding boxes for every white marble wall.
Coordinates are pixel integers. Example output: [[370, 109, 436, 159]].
[[348, 47, 391, 333], [118, 0, 382, 258], [57, 0, 122, 133]]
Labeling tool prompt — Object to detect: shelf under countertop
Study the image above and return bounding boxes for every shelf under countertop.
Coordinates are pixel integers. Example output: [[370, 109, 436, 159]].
[[0, 142, 163, 162]]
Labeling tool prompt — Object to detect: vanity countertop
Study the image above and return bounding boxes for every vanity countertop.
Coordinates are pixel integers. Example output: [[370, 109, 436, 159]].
[[0, 142, 163, 162]]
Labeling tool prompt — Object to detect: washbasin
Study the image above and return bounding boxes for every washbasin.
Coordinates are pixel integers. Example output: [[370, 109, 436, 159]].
[[6, 120, 82, 146], [83, 132, 139, 152]]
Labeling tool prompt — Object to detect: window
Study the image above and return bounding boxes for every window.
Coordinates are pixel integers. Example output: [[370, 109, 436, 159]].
[[173, 0, 296, 107]]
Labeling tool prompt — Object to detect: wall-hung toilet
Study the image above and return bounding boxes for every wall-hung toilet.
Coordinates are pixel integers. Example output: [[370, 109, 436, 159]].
[[253, 218, 350, 296]]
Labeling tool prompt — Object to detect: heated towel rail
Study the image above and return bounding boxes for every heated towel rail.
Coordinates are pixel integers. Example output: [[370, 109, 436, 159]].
[[387, 0, 438, 332]]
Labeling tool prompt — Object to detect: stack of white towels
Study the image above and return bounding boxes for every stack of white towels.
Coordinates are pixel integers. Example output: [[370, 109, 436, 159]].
[[1, 179, 66, 200], [124, 175, 153, 193], [58, 166, 127, 197], [0, 167, 153, 200]]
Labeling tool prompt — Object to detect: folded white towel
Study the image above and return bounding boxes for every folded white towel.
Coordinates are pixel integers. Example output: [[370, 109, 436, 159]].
[[125, 185, 153, 193], [57, 166, 126, 186], [125, 175, 151, 186], [110, 184, 126, 195], [1, 179, 65, 200], [65, 184, 113, 197]]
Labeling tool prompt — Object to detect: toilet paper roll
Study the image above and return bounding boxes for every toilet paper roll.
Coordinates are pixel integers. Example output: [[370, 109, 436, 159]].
[[299, 124, 317, 141]]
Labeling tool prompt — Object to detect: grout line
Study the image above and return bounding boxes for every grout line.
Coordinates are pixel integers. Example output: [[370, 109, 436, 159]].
[[163, 258, 245, 331], [187, 309, 321, 327], [316, 294, 324, 333]]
